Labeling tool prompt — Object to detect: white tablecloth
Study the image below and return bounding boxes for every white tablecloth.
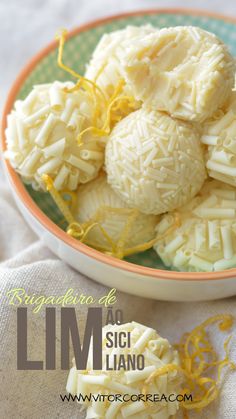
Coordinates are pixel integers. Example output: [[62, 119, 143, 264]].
[[1, 1, 236, 418]]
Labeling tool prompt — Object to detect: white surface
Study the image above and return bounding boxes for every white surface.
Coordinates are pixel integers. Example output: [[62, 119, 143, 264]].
[[1, 2, 236, 418], [1, 0, 236, 112]]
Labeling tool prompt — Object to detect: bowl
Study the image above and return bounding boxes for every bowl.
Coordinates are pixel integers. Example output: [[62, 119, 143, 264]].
[[2, 8, 236, 301]]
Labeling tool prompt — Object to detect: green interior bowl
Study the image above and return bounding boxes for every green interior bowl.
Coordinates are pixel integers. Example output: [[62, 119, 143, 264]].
[[16, 11, 236, 270]]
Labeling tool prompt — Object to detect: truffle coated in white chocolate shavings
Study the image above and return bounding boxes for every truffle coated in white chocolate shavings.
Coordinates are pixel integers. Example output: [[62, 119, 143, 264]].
[[201, 93, 236, 187], [5, 81, 105, 191], [105, 108, 206, 215], [154, 179, 236, 272], [66, 322, 181, 419], [85, 25, 158, 99], [74, 174, 158, 249], [117, 26, 235, 122]]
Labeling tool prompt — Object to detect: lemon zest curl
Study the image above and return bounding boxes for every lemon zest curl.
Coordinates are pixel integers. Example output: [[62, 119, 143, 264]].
[[56, 29, 138, 146], [142, 314, 235, 416]]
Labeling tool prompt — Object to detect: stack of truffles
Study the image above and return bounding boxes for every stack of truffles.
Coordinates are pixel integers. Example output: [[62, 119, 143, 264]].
[[5, 25, 236, 272]]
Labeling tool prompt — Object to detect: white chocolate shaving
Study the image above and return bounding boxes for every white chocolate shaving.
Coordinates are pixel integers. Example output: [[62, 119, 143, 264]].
[[5, 81, 105, 191], [49, 82, 65, 110], [154, 179, 236, 272], [201, 92, 236, 187], [66, 322, 181, 419], [117, 26, 235, 122]]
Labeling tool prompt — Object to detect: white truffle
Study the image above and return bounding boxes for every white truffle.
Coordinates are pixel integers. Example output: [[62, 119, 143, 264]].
[[74, 174, 158, 250], [154, 179, 236, 272], [66, 321, 181, 419], [201, 93, 236, 186], [5, 81, 105, 190], [117, 26, 235, 122], [105, 108, 206, 215], [85, 25, 158, 99]]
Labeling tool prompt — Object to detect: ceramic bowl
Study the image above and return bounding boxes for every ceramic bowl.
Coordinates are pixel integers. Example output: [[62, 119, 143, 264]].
[[2, 9, 236, 301]]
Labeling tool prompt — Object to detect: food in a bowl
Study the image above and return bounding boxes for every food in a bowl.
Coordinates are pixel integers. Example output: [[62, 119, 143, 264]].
[[66, 321, 181, 419], [105, 108, 206, 215], [85, 25, 158, 99], [154, 179, 236, 272], [4, 23, 236, 272], [201, 93, 236, 186], [5, 81, 105, 190], [74, 174, 158, 255], [117, 26, 235, 122]]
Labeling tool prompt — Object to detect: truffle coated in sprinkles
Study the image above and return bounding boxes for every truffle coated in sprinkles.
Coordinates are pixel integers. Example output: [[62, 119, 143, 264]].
[[105, 108, 206, 215]]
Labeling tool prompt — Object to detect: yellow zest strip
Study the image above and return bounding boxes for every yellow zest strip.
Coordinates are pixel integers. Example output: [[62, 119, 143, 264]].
[[67, 221, 110, 246], [40, 175, 183, 260], [56, 28, 108, 138], [79, 223, 99, 243], [145, 364, 180, 386], [77, 92, 137, 145], [63, 79, 83, 93], [76, 80, 137, 144], [41, 175, 115, 247], [67, 220, 116, 254], [56, 29, 138, 147], [67, 222, 85, 239], [41, 175, 99, 244], [41, 174, 75, 225], [115, 209, 140, 259], [66, 204, 155, 258], [94, 60, 108, 84], [123, 212, 181, 257], [123, 237, 158, 257], [84, 206, 134, 255], [79, 241, 114, 253], [142, 315, 235, 415], [61, 190, 78, 213], [102, 94, 133, 132], [72, 208, 181, 258], [56, 29, 106, 101], [180, 315, 235, 410], [94, 223, 117, 253], [90, 206, 152, 258], [184, 314, 234, 360]]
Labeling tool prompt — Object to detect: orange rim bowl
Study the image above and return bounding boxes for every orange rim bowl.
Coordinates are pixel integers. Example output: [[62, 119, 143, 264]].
[[2, 8, 236, 282]]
